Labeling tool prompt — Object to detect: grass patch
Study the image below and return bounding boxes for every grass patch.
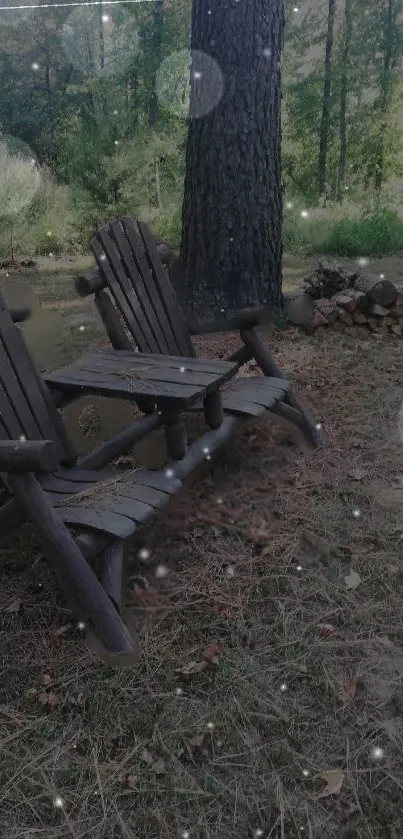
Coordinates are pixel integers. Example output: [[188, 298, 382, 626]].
[[1, 308, 403, 837]]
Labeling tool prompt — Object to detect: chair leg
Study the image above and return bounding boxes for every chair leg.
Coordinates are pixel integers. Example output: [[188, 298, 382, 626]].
[[99, 540, 124, 610], [7, 473, 140, 658], [240, 327, 323, 447]]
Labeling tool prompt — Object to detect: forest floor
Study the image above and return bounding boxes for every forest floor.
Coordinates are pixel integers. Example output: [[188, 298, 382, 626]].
[[1, 256, 403, 838]]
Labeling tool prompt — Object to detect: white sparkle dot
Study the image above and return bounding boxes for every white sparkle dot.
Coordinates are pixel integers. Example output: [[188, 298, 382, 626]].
[[206, 454, 211, 460], [301, 210, 309, 218], [229, 237, 234, 242], [49, 252, 53, 258], [114, 140, 119, 146], [296, 564, 303, 571], [5, 272, 9, 277], [32, 62, 39, 70], [353, 508, 361, 519], [302, 769, 310, 777], [286, 201, 293, 208], [193, 71, 202, 80], [182, 832, 191, 839], [30, 158, 36, 165], [220, 307, 225, 312], [175, 687, 183, 696], [179, 366, 186, 373], [217, 497, 223, 504], [53, 796, 64, 808], [357, 257, 368, 266], [263, 47, 272, 58], [280, 683, 287, 692], [79, 325, 85, 332], [206, 721, 215, 730], [102, 13, 109, 20], [203, 447, 210, 455], [77, 621, 85, 630], [165, 468, 175, 479], [158, 410, 162, 416], [226, 565, 235, 577], [207, 8, 211, 13], [19, 435, 26, 441], [315, 422, 322, 430], [371, 746, 384, 759], [139, 548, 150, 561], [155, 564, 168, 578], [380, 273, 385, 279], [100, 254, 106, 261], [254, 830, 264, 838], [293, 6, 299, 11], [47, 230, 52, 237]]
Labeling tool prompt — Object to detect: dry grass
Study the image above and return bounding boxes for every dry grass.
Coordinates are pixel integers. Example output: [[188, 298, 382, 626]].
[[1, 293, 403, 836]]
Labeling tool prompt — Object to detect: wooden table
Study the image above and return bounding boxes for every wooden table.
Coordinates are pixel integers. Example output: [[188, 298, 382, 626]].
[[44, 349, 239, 459]]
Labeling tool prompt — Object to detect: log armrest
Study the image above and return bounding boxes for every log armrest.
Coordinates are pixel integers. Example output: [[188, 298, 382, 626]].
[[10, 307, 31, 324], [0, 440, 59, 473], [188, 305, 274, 335]]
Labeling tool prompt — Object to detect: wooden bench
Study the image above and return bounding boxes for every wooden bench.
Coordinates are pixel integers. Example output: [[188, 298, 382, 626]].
[[76, 216, 322, 446]]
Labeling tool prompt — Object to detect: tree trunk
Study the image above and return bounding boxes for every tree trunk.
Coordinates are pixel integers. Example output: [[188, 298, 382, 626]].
[[180, 0, 285, 323], [375, 0, 397, 190], [318, 0, 336, 198], [336, 0, 352, 200], [149, 0, 164, 127]]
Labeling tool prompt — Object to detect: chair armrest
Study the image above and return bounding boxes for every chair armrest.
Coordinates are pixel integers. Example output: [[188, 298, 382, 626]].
[[10, 307, 31, 324], [188, 305, 273, 334], [0, 440, 59, 473]]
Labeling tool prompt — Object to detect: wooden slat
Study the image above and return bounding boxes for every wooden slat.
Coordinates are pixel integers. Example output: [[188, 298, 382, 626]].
[[44, 367, 206, 406], [71, 357, 233, 389], [221, 396, 266, 417], [58, 506, 137, 538], [109, 219, 177, 355], [54, 494, 155, 523], [0, 381, 26, 438], [92, 233, 156, 352], [0, 292, 69, 458], [96, 227, 162, 352], [97, 348, 238, 376], [135, 220, 194, 357], [131, 469, 182, 494]]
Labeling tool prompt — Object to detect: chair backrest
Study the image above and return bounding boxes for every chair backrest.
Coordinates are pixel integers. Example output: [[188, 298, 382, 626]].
[[88, 217, 195, 358], [0, 290, 75, 463]]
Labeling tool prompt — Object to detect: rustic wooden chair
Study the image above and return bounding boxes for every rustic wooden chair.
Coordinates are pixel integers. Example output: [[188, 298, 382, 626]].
[[76, 217, 322, 447], [0, 292, 194, 660]]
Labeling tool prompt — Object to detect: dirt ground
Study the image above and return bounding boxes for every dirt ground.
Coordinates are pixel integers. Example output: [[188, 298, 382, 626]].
[[1, 257, 403, 838]]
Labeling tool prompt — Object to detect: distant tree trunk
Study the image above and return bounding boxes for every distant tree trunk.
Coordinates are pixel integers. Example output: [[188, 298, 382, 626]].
[[318, 0, 336, 199], [336, 0, 352, 200], [180, 0, 285, 322], [149, 0, 164, 127], [375, 0, 397, 190]]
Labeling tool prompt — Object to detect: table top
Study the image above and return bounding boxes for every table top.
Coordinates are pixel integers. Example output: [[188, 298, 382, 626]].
[[44, 349, 239, 409]]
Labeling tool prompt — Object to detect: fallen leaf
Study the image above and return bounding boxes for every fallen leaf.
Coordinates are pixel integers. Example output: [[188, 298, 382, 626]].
[[344, 570, 362, 590], [2, 599, 21, 614], [347, 467, 368, 481], [141, 749, 153, 765], [317, 768, 345, 798], [40, 673, 52, 686], [317, 623, 338, 636], [36, 690, 60, 710], [152, 758, 166, 775], [68, 692, 86, 707], [54, 624, 71, 637], [330, 799, 359, 823], [203, 643, 223, 664], [176, 660, 207, 676], [126, 774, 138, 789], [341, 676, 358, 704]]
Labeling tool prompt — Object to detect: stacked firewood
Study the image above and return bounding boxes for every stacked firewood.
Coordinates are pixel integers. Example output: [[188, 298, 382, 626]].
[[284, 260, 403, 336]]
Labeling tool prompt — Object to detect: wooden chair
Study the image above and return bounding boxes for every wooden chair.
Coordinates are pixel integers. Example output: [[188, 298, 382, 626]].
[[0, 291, 192, 660], [76, 217, 322, 447]]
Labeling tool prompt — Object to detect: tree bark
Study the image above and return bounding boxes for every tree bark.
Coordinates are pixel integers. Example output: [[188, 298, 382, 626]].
[[149, 0, 164, 127], [180, 0, 285, 323], [318, 0, 336, 198], [336, 0, 352, 200], [375, 0, 397, 190]]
